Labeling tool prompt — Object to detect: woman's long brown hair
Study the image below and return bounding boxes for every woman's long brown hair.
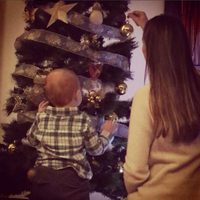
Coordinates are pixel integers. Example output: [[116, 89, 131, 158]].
[[143, 15, 200, 143]]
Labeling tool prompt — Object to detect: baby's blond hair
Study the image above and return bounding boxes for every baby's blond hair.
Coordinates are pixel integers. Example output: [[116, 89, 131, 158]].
[[45, 68, 80, 107]]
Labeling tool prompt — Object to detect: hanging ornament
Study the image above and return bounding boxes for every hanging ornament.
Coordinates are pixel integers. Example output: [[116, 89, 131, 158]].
[[105, 112, 118, 121], [87, 90, 97, 104], [95, 94, 102, 103], [87, 90, 102, 109], [83, 62, 103, 94], [115, 82, 127, 95], [120, 21, 134, 37], [88, 62, 103, 79], [80, 34, 91, 50], [89, 2, 104, 25], [8, 141, 17, 153], [83, 61, 103, 108], [44, 1, 77, 27]]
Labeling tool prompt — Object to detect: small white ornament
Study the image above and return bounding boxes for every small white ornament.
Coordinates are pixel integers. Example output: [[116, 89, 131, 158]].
[[89, 2, 103, 25]]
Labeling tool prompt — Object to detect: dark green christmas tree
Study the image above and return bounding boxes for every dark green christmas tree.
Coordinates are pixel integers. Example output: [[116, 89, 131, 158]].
[[0, 1, 137, 199]]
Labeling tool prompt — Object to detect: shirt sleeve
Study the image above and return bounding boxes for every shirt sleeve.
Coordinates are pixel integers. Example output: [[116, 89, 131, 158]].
[[83, 117, 110, 156], [123, 85, 155, 194], [22, 114, 40, 147]]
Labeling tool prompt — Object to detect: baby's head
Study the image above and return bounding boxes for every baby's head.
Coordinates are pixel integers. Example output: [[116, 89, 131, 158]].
[[44, 68, 82, 107]]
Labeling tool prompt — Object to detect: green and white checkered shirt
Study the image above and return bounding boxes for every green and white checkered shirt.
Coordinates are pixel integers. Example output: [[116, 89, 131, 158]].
[[25, 106, 110, 179]]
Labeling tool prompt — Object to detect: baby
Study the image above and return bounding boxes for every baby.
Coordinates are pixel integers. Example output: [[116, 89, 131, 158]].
[[24, 68, 115, 200]]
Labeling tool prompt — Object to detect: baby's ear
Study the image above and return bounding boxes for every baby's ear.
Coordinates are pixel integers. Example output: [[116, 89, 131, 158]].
[[76, 88, 81, 96], [73, 89, 78, 99], [74, 89, 82, 106]]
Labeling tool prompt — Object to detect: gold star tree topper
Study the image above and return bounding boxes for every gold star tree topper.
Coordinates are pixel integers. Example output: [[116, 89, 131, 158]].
[[45, 1, 77, 27]]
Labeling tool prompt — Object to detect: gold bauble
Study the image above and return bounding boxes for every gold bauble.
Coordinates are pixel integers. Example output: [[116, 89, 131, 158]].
[[116, 82, 127, 95], [105, 112, 118, 121], [120, 22, 134, 37], [95, 95, 102, 103], [94, 95, 102, 108], [87, 90, 103, 109], [8, 143, 16, 153], [87, 90, 97, 104]]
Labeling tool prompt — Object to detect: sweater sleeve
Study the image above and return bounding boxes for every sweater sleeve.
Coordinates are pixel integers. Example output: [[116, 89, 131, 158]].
[[22, 114, 40, 147], [123, 85, 155, 194], [83, 116, 110, 156]]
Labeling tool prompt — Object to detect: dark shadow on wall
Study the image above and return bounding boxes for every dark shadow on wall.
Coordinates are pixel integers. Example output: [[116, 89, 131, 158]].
[[165, 0, 200, 66]]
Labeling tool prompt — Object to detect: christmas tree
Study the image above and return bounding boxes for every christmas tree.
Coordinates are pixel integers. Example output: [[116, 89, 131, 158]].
[[0, 0, 137, 199]]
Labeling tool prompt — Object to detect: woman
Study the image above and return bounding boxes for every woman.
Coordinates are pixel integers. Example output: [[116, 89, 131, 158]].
[[123, 11, 200, 200]]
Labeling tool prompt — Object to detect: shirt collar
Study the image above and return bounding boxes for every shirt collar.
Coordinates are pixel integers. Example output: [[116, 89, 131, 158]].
[[45, 106, 79, 116]]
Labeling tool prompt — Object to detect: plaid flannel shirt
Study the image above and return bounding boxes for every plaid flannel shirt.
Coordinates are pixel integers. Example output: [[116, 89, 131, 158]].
[[25, 106, 110, 179]]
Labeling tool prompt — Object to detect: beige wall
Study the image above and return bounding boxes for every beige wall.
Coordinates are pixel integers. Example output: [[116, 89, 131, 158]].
[[0, 0, 25, 141]]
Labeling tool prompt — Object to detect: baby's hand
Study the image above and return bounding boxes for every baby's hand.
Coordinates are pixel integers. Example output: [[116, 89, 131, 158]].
[[101, 120, 118, 133], [38, 100, 49, 112]]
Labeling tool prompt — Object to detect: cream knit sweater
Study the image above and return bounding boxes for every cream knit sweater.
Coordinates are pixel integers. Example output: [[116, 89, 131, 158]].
[[123, 85, 200, 200]]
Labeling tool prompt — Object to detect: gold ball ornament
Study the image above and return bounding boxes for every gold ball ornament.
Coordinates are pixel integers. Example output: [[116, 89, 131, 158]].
[[116, 82, 127, 95], [87, 90, 97, 104], [120, 21, 134, 37], [8, 143, 16, 153], [95, 95, 102, 103], [94, 95, 102, 108], [105, 112, 118, 121]]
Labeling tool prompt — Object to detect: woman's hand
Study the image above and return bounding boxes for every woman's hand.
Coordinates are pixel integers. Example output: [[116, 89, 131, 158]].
[[128, 10, 148, 29]]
